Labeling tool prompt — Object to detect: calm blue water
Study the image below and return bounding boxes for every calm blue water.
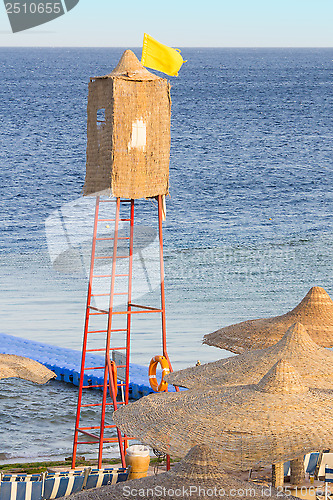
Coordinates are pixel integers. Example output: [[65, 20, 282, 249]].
[[0, 48, 332, 462]]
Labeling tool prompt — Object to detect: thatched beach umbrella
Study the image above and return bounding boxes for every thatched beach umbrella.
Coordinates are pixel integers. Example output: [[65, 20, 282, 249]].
[[66, 445, 296, 500], [0, 354, 55, 384], [203, 286, 333, 353], [166, 322, 333, 390], [114, 360, 333, 475]]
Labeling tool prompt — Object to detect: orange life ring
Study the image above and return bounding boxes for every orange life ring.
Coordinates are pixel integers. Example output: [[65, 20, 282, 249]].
[[149, 355, 170, 392], [109, 360, 118, 397]]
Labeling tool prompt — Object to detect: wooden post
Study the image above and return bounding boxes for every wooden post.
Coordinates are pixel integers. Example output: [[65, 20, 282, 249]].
[[272, 462, 284, 488], [290, 457, 305, 485]]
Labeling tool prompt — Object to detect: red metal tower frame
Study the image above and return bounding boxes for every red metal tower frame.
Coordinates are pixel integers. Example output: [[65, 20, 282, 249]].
[[72, 195, 177, 469]]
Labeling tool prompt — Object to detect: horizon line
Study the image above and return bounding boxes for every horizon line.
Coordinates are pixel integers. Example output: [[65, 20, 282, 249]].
[[1, 45, 333, 49]]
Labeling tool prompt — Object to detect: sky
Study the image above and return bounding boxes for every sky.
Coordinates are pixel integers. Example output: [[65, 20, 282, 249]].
[[0, 0, 332, 47]]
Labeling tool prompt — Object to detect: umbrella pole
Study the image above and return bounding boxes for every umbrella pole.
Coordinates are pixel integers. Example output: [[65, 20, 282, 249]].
[[272, 462, 284, 488], [290, 457, 305, 485]]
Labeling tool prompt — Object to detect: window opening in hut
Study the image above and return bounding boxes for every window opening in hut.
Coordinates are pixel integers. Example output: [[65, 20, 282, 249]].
[[97, 108, 106, 153], [128, 119, 146, 151], [97, 108, 106, 129]]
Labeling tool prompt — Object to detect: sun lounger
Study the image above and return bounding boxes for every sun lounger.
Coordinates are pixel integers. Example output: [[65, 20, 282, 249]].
[[284, 453, 320, 477], [84, 467, 129, 490], [316, 466, 333, 500], [318, 454, 333, 479], [43, 471, 85, 499], [0, 466, 130, 500], [0, 475, 43, 500], [306, 453, 320, 475]]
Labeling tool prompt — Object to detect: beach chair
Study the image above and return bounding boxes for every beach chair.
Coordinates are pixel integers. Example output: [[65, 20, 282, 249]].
[[316, 466, 333, 500], [284, 453, 320, 478], [84, 467, 129, 490], [43, 471, 85, 499], [306, 453, 320, 476], [0, 475, 43, 500], [317, 454, 333, 480]]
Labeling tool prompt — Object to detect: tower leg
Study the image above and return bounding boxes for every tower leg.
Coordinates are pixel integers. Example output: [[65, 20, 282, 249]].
[[98, 198, 123, 469], [72, 196, 100, 470]]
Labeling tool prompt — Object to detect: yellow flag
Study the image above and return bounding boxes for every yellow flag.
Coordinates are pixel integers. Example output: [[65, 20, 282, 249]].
[[141, 33, 185, 77]]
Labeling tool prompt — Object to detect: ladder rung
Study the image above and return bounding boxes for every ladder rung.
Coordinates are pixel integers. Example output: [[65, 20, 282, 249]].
[[129, 303, 161, 311], [86, 330, 127, 334], [85, 366, 105, 370], [78, 425, 117, 430], [99, 199, 132, 203], [94, 256, 128, 260], [98, 218, 131, 222], [81, 403, 114, 407], [85, 345, 127, 354], [82, 384, 104, 389], [111, 309, 162, 315], [92, 274, 129, 278], [77, 437, 135, 445], [79, 426, 102, 430], [95, 237, 129, 241]]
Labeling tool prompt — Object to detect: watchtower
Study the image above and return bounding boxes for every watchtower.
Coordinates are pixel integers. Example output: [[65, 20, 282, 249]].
[[73, 51, 178, 470]]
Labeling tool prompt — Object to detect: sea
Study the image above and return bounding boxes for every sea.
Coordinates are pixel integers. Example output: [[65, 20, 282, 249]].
[[0, 47, 332, 464]]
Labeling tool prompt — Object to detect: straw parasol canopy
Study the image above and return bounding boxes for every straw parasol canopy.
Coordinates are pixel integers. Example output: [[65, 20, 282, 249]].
[[66, 445, 296, 500], [0, 354, 56, 384], [166, 322, 333, 390], [114, 360, 333, 471], [203, 286, 333, 353]]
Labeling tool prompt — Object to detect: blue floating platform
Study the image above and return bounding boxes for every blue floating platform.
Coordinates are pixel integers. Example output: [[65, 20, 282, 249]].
[[0, 333, 179, 399]]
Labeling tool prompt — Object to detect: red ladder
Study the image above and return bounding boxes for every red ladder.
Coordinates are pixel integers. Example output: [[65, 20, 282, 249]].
[[72, 195, 177, 469]]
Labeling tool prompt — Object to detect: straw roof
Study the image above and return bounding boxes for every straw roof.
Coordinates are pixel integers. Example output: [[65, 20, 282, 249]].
[[66, 445, 296, 500], [166, 322, 333, 390], [0, 354, 56, 384], [203, 286, 333, 353], [114, 360, 333, 470], [105, 49, 160, 81]]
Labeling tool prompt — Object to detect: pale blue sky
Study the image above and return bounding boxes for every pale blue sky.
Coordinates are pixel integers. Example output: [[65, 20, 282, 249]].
[[0, 0, 332, 47]]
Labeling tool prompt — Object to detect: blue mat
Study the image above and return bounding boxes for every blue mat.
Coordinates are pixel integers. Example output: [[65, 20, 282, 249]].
[[0, 333, 179, 398]]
